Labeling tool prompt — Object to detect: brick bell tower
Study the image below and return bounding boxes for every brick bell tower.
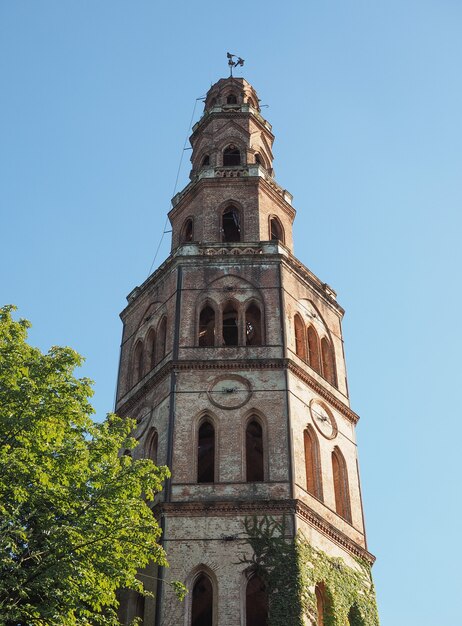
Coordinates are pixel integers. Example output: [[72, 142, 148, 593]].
[[116, 75, 379, 626]]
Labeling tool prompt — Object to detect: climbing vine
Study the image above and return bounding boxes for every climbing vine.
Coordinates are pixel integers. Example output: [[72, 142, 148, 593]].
[[241, 516, 379, 626]]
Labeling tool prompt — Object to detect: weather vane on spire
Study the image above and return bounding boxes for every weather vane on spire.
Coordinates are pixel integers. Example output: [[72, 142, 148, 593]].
[[227, 52, 244, 77]]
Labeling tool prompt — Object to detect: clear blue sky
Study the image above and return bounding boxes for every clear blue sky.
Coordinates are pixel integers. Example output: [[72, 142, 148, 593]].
[[1, 2, 461, 623]]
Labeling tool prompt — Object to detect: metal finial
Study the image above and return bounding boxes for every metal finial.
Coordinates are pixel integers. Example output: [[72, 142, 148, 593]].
[[227, 52, 245, 77]]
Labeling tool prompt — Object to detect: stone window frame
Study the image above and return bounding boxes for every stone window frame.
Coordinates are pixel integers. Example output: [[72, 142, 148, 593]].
[[184, 564, 219, 626]]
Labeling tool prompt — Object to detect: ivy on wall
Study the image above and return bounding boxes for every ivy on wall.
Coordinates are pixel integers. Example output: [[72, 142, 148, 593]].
[[241, 517, 379, 626]]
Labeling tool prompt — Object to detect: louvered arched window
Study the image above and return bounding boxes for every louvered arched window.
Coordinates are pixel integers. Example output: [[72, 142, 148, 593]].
[[304, 426, 323, 501], [294, 314, 306, 360], [197, 421, 215, 483], [191, 573, 213, 626], [332, 447, 352, 523], [307, 325, 321, 373], [246, 420, 264, 482], [246, 573, 268, 626], [321, 337, 336, 387]]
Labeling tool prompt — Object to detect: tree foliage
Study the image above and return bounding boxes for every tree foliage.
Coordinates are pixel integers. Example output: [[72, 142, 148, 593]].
[[0, 305, 170, 625]]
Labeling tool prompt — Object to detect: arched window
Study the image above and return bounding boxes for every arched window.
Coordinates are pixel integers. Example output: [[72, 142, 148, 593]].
[[145, 427, 158, 464], [270, 217, 284, 243], [246, 573, 268, 626], [222, 302, 239, 346], [223, 145, 241, 166], [246, 420, 264, 482], [315, 584, 326, 626], [201, 154, 210, 166], [222, 206, 241, 242], [191, 573, 213, 626], [332, 447, 352, 523], [146, 328, 156, 370], [294, 314, 306, 360], [199, 305, 215, 347], [226, 94, 237, 104], [304, 426, 323, 501], [347, 604, 364, 625], [134, 340, 144, 383], [307, 326, 321, 374], [246, 303, 262, 346], [181, 218, 194, 243], [134, 593, 145, 623], [157, 317, 167, 363], [321, 337, 336, 387], [197, 421, 215, 483]]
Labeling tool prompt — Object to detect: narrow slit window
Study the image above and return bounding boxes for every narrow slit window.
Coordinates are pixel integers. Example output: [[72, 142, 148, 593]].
[[246, 304, 262, 346], [222, 303, 239, 346], [321, 337, 336, 387], [197, 421, 215, 483], [246, 574, 268, 626], [145, 427, 158, 464], [199, 306, 215, 347], [157, 317, 167, 363], [304, 426, 323, 501], [223, 145, 241, 166], [246, 420, 264, 482], [134, 341, 144, 383], [294, 315, 306, 360], [147, 329, 156, 370], [315, 584, 325, 626], [222, 207, 241, 242], [191, 574, 213, 626]]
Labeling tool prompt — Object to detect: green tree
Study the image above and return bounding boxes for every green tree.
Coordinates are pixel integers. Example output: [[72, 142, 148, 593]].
[[0, 305, 171, 625]]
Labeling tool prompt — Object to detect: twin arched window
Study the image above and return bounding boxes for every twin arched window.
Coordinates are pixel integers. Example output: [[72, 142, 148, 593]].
[[198, 301, 263, 347], [131, 316, 167, 387], [196, 416, 265, 484], [189, 570, 268, 626], [304, 427, 352, 524], [293, 315, 337, 387]]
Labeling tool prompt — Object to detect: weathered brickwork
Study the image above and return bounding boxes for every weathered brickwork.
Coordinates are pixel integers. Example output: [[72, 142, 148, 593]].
[[116, 76, 376, 625]]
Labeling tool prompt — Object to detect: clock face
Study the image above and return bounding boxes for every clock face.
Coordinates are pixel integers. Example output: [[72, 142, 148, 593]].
[[310, 401, 337, 439]]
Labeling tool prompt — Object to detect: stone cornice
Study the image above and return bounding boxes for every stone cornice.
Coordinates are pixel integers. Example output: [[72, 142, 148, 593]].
[[295, 500, 375, 565], [116, 357, 359, 426], [156, 499, 375, 565]]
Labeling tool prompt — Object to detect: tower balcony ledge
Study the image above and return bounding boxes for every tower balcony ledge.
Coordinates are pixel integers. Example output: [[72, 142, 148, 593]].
[[171, 165, 292, 209], [192, 104, 272, 135]]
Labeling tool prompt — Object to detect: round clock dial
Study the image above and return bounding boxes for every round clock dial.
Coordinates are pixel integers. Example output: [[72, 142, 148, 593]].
[[310, 401, 337, 439]]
